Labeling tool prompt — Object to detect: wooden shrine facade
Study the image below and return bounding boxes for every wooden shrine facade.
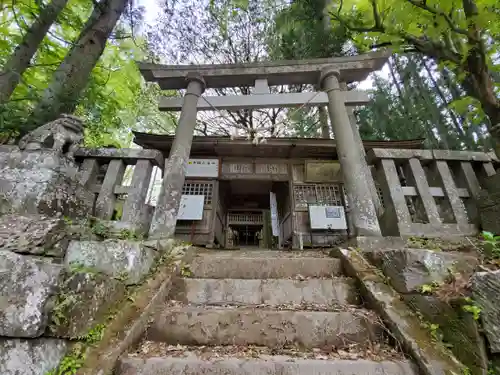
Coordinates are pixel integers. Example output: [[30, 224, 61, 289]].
[[134, 133, 424, 248]]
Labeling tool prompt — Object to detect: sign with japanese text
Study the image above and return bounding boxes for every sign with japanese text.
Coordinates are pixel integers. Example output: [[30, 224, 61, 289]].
[[186, 158, 219, 178]]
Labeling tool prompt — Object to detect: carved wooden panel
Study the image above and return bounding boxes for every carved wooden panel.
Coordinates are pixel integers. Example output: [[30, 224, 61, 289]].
[[221, 159, 289, 180], [255, 162, 288, 175], [228, 211, 264, 225], [182, 181, 213, 205], [305, 161, 342, 183], [222, 162, 253, 174], [292, 164, 305, 182], [293, 183, 344, 210]]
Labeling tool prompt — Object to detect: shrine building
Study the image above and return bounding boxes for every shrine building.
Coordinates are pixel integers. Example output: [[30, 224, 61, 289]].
[[134, 132, 424, 248]]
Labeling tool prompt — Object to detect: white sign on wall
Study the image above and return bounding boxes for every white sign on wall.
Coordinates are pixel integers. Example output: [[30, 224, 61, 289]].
[[186, 159, 219, 178], [177, 195, 204, 220], [308, 205, 347, 230]]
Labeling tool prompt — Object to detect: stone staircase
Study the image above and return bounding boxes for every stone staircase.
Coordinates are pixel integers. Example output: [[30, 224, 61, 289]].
[[117, 250, 419, 375]]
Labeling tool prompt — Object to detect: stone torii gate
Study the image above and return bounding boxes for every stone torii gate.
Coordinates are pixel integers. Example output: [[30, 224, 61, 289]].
[[138, 51, 389, 240]]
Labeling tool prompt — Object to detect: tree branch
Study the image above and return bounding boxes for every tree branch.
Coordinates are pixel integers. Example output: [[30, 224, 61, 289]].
[[329, 0, 463, 66], [370, 0, 383, 30], [404, 0, 469, 36]]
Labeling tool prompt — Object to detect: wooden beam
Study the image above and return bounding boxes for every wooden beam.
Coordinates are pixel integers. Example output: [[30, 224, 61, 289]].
[[158, 91, 370, 111]]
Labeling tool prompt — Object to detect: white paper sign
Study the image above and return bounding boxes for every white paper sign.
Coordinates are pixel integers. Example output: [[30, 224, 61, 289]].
[[308, 205, 347, 230], [270, 192, 279, 236], [186, 159, 219, 178], [177, 195, 204, 220]]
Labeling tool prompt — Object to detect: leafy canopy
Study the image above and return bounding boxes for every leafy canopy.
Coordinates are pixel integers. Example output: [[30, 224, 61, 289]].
[[1, 0, 175, 146]]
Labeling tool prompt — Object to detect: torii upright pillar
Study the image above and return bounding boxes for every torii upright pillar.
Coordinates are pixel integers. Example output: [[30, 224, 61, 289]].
[[321, 68, 382, 236], [149, 74, 205, 239]]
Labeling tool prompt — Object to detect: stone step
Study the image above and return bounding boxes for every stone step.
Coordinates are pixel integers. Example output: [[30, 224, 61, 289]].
[[190, 252, 341, 279], [147, 307, 381, 349], [176, 277, 358, 306], [118, 356, 417, 375]]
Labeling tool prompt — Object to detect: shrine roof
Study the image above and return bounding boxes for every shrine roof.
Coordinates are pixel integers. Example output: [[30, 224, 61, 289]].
[[133, 132, 425, 159]]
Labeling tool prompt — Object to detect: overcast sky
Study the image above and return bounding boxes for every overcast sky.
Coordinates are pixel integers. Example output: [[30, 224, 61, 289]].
[[135, 0, 387, 89]]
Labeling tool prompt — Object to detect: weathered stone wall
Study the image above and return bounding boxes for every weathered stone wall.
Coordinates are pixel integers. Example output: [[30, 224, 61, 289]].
[[362, 238, 500, 375], [0, 146, 189, 375]]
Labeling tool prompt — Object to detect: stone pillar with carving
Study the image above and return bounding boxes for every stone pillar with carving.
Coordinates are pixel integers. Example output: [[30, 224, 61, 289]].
[[149, 74, 206, 239], [0, 114, 94, 217], [0, 114, 99, 372], [320, 68, 382, 237]]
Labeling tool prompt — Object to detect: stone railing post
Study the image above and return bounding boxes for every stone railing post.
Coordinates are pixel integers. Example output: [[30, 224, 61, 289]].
[[367, 148, 497, 236], [95, 159, 125, 219], [121, 159, 155, 231], [320, 68, 381, 237], [73, 148, 164, 233], [149, 73, 206, 239]]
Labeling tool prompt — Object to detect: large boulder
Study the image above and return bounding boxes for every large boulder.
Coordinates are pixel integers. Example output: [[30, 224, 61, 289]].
[[471, 270, 500, 353], [373, 248, 478, 293], [404, 294, 488, 375], [0, 148, 93, 218], [49, 271, 126, 338], [64, 240, 157, 285], [0, 214, 70, 257], [0, 338, 68, 375], [0, 251, 63, 337]]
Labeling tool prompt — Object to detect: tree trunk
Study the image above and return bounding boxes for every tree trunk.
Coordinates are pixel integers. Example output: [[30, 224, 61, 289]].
[[26, 0, 130, 131], [410, 55, 454, 149], [422, 58, 470, 148], [393, 54, 439, 147], [388, 55, 413, 121], [461, 0, 500, 157], [0, 0, 69, 104], [464, 62, 500, 156]]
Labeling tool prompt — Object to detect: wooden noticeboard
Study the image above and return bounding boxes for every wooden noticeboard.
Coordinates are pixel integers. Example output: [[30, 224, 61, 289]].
[[305, 160, 342, 183]]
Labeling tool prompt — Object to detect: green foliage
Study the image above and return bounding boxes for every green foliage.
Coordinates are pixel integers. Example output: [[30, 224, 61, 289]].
[[417, 311, 444, 342], [117, 229, 143, 240], [51, 293, 77, 327], [480, 231, 500, 259], [45, 323, 105, 374], [271, 0, 356, 60], [488, 362, 499, 375], [76, 323, 106, 344], [325, 0, 500, 144], [113, 271, 130, 282], [68, 263, 100, 275], [89, 218, 143, 240], [180, 264, 192, 277], [91, 220, 109, 238], [462, 303, 481, 321], [419, 281, 441, 294], [407, 236, 442, 251], [45, 346, 86, 375], [0, 0, 175, 144], [62, 216, 74, 226]]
